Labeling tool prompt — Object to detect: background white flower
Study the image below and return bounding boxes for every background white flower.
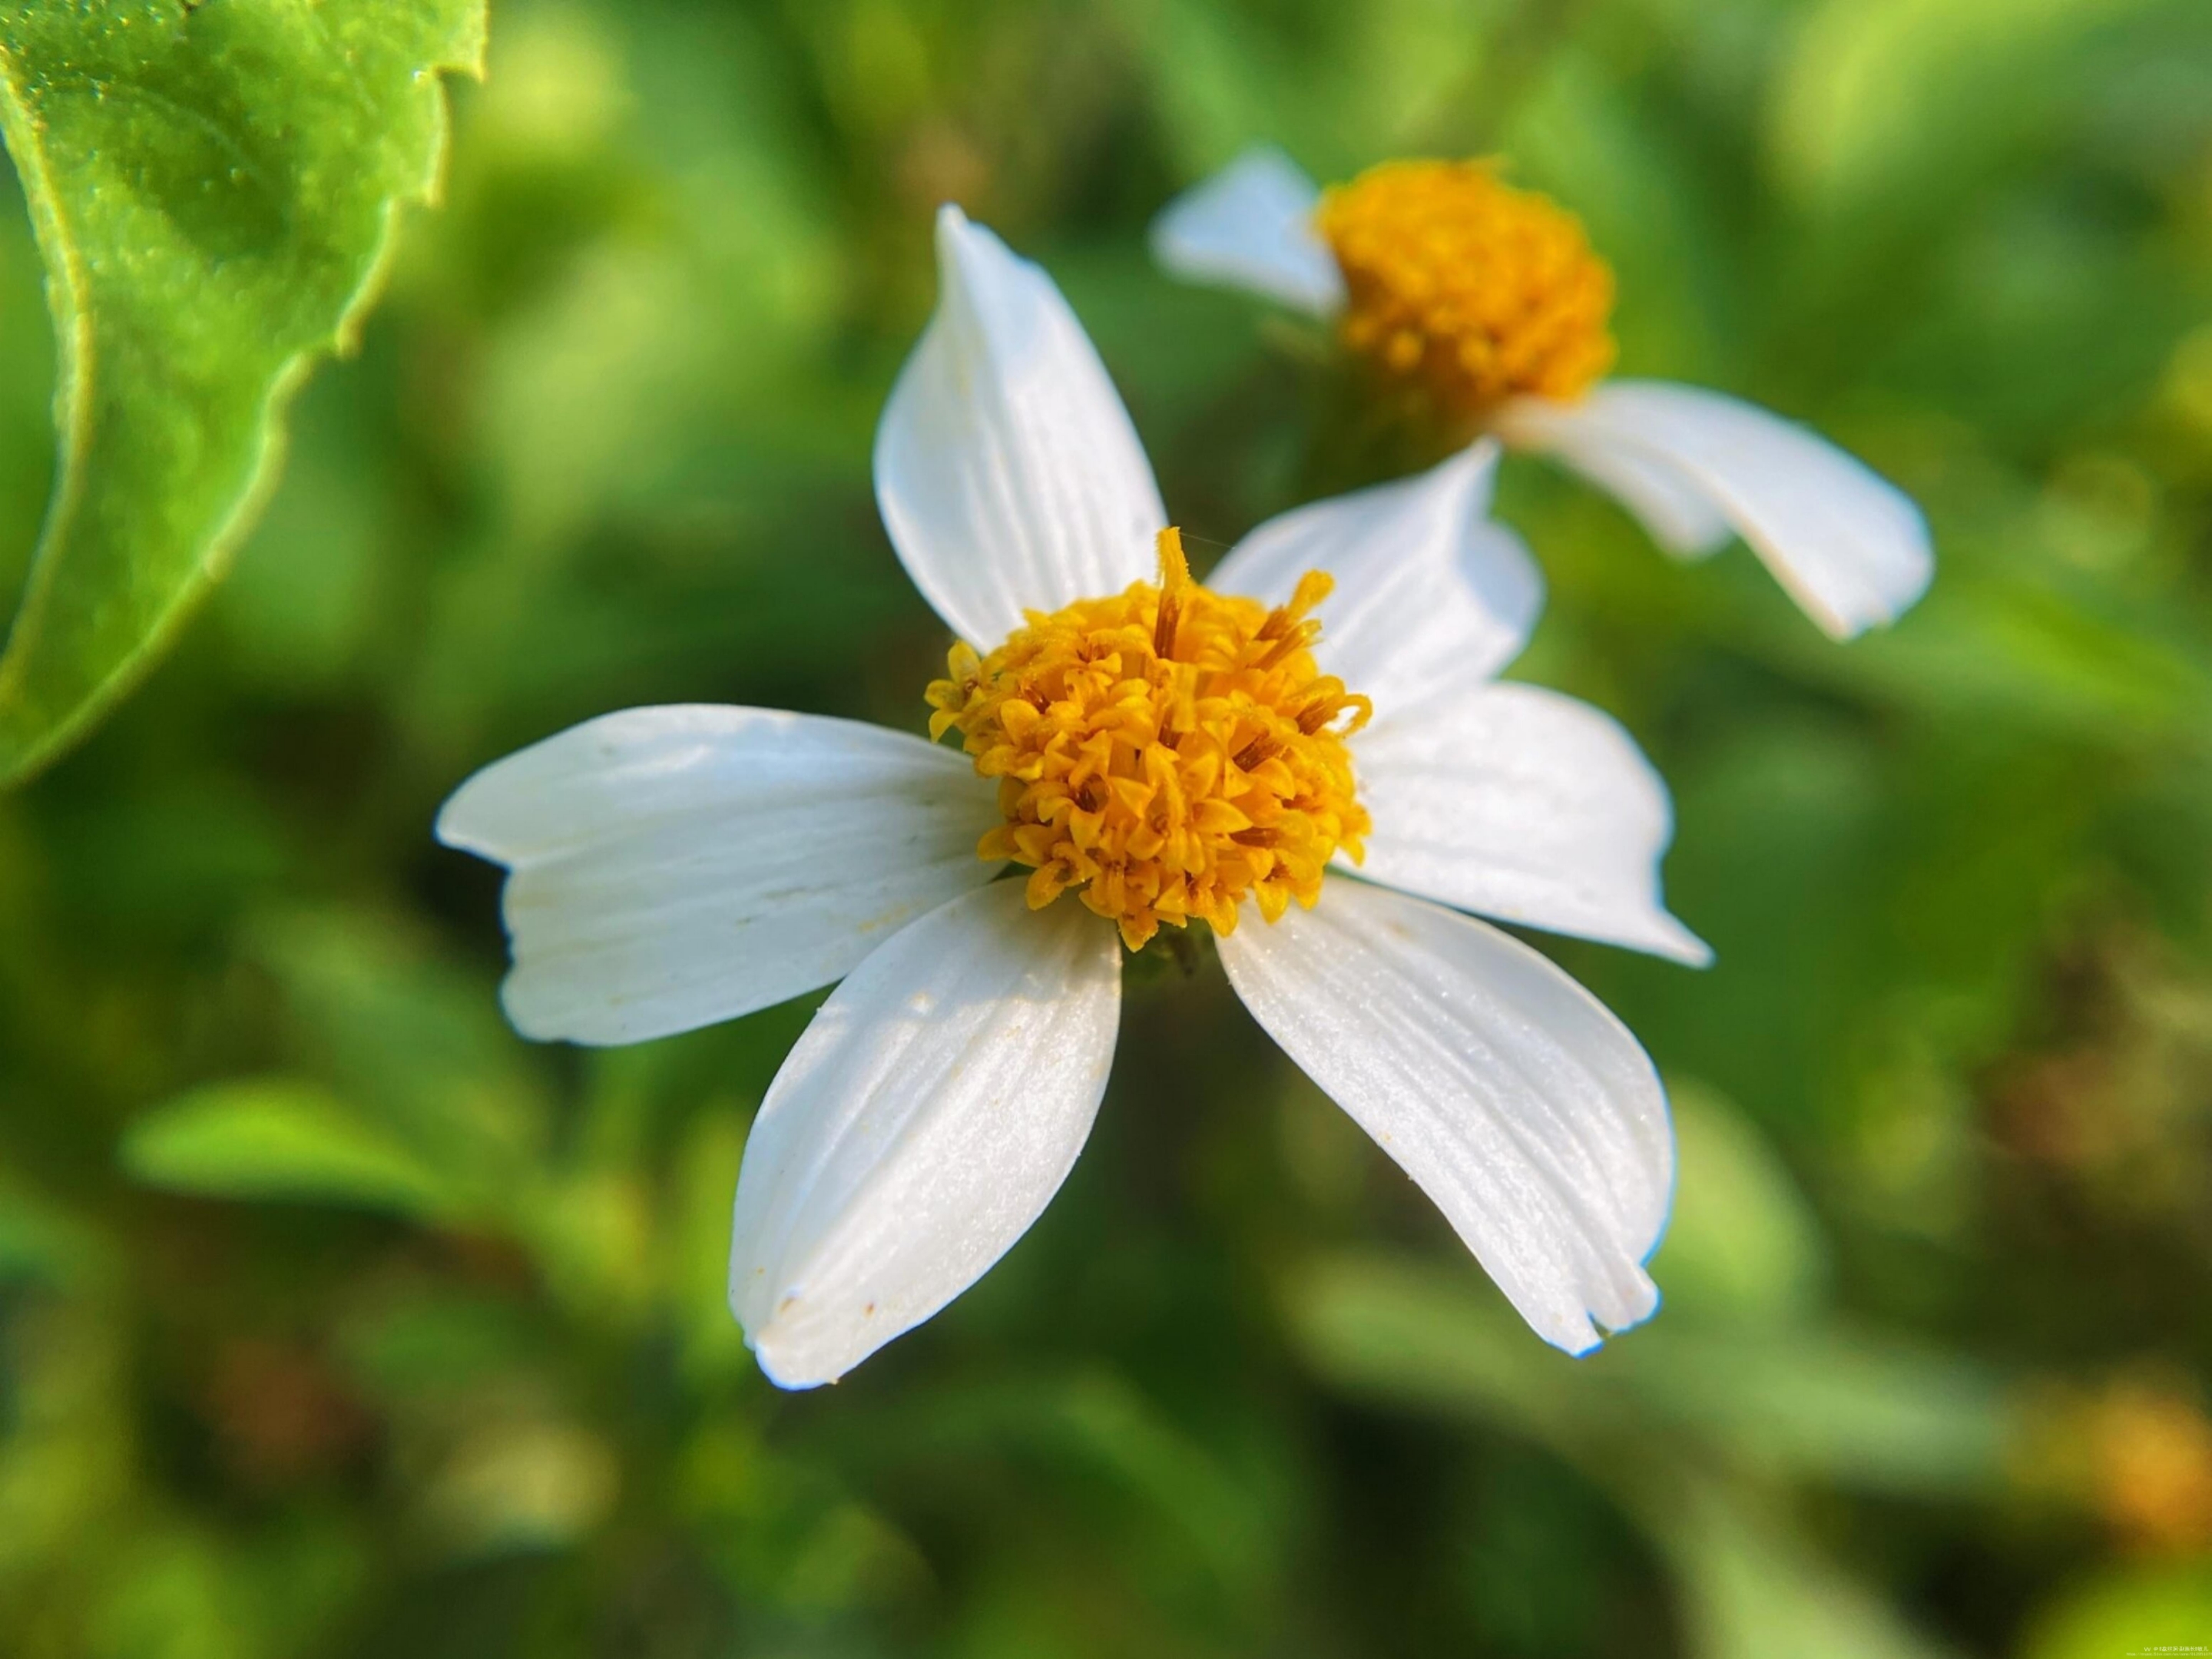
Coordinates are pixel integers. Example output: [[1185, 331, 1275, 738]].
[[439, 207, 1705, 1389], [1152, 146, 1935, 641]]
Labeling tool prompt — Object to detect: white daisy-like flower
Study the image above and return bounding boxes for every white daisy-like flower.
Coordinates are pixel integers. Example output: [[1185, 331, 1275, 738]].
[[1151, 149, 1934, 640], [438, 207, 1708, 1389]]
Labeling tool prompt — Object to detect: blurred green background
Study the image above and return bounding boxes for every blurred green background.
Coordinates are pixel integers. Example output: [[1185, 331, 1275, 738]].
[[4, 0, 2212, 1653]]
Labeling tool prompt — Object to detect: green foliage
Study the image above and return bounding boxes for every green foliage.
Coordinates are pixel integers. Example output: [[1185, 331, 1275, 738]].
[[1285, 1250, 2007, 1495], [0, 1168, 100, 1287], [1773, 0, 2187, 217], [121, 1078, 459, 1220], [0, 0, 2210, 1654], [0, 0, 487, 784], [2028, 1564, 2212, 1659], [1667, 1487, 1956, 1659], [1648, 1084, 1827, 1319]]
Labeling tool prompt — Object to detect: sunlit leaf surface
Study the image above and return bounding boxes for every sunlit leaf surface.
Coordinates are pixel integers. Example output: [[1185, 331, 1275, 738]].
[[0, 0, 486, 783], [121, 1076, 459, 1219]]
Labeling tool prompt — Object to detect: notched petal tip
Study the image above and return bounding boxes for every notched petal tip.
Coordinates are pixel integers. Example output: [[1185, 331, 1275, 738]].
[[430, 771, 507, 861], [440, 707, 1003, 1049], [931, 199, 990, 270], [1503, 381, 1934, 641], [1813, 493, 1934, 641], [744, 1319, 842, 1392], [1551, 1274, 1661, 1360], [723, 884, 1121, 1389], [1217, 885, 1674, 1361], [1348, 681, 1705, 969], [429, 795, 472, 856], [495, 971, 627, 1049], [1535, 1250, 1665, 1359], [1650, 916, 1716, 970]]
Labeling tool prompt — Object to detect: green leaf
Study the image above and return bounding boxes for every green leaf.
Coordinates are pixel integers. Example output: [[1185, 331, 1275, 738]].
[[243, 908, 545, 1183], [1770, 0, 2172, 220], [1285, 1253, 2007, 1495], [0, 0, 487, 784], [821, 1369, 1281, 1608], [121, 1076, 459, 1219], [0, 1167, 105, 1287], [1663, 1479, 1959, 1659], [2024, 1563, 2212, 1659], [1648, 1084, 1829, 1320]]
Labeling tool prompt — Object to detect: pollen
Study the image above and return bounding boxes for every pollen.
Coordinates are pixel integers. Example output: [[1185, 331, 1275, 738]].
[[1315, 158, 1616, 415], [926, 529, 1372, 952]]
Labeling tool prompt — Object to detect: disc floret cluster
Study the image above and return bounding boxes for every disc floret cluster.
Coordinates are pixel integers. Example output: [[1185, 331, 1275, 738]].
[[1316, 158, 1617, 414], [927, 529, 1371, 950]]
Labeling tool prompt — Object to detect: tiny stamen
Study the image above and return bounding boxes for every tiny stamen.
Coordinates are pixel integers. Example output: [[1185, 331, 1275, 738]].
[[1232, 735, 1279, 771], [1154, 526, 1191, 660], [1258, 571, 1334, 641]]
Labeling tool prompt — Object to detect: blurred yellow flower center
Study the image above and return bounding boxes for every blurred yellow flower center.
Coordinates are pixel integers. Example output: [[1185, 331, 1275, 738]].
[[1316, 159, 1616, 413], [926, 529, 1372, 952]]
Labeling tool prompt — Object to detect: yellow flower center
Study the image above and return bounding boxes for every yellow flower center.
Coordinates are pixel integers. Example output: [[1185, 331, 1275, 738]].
[[1315, 158, 1616, 414], [926, 530, 1372, 952]]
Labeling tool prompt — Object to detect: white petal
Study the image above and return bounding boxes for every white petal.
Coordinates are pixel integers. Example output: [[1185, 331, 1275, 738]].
[[874, 206, 1167, 647], [1209, 442, 1542, 717], [1497, 381, 1932, 639], [728, 881, 1121, 1387], [1148, 146, 1345, 319], [1217, 879, 1672, 1355], [1352, 683, 1710, 965], [437, 707, 1001, 1045], [1509, 419, 1733, 559]]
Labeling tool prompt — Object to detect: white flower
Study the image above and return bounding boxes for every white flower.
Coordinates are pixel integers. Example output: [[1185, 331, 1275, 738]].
[[1152, 147, 1934, 641], [439, 207, 1706, 1389]]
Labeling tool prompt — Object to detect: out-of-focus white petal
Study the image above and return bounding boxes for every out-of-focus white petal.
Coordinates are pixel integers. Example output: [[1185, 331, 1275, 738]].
[[436, 707, 1000, 1045], [1148, 145, 1345, 319], [1209, 442, 1542, 716], [1351, 683, 1710, 965], [1512, 422, 1734, 559], [875, 206, 1167, 647], [1496, 381, 1932, 639], [1217, 879, 1672, 1356], [728, 881, 1121, 1388]]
